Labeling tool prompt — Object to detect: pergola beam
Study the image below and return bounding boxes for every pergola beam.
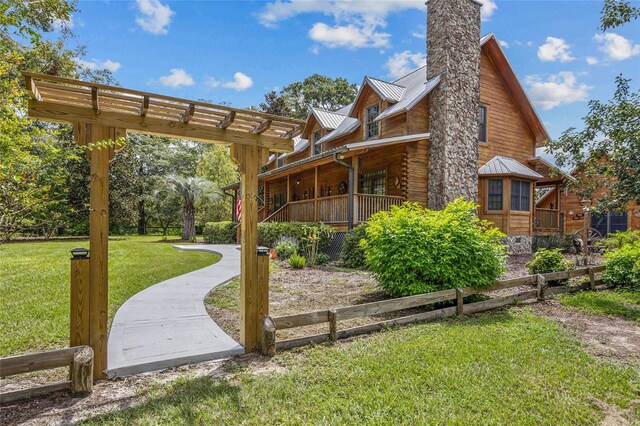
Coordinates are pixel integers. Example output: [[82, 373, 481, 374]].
[[181, 103, 195, 124], [139, 96, 149, 117], [91, 87, 99, 113], [28, 101, 294, 152], [251, 119, 272, 134], [25, 76, 42, 101]]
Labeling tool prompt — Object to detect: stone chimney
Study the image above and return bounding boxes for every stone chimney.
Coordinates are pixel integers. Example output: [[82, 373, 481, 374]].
[[426, 0, 481, 209]]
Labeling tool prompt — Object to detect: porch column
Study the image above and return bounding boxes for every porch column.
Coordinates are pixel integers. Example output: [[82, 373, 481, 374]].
[[314, 166, 319, 222], [352, 156, 359, 224]]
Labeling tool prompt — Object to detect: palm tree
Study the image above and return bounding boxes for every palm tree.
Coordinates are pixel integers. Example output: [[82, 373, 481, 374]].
[[167, 175, 217, 241]]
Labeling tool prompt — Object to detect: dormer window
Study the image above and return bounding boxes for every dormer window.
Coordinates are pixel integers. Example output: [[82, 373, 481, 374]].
[[366, 104, 380, 139], [313, 130, 322, 155]]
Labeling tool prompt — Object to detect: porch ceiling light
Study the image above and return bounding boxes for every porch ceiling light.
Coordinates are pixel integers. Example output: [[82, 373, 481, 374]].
[[579, 199, 592, 207]]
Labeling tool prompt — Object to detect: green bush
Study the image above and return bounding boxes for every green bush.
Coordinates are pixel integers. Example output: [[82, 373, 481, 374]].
[[363, 199, 507, 297], [275, 240, 297, 261], [526, 248, 573, 285], [315, 252, 331, 266], [257, 222, 335, 255], [599, 230, 640, 252], [288, 253, 306, 269], [603, 240, 640, 289], [340, 224, 368, 269], [203, 221, 236, 244]]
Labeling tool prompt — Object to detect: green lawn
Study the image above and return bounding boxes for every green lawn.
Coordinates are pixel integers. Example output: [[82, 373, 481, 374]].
[[85, 309, 639, 425], [558, 289, 640, 323], [0, 237, 218, 356]]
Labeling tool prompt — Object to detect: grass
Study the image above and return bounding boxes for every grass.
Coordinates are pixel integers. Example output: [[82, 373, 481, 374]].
[[205, 277, 240, 310], [0, 236, 219, 356], [558, 289, 640, 323], [84, 308, 639, 425]]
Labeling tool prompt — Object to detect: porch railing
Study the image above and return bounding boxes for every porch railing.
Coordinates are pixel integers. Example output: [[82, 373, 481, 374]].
[[534, 208, 560, 230], [317, 195, 348, 223], [289, 199, 315, 222], [355, 194, 405, 223], [263, 204, 289, 223]]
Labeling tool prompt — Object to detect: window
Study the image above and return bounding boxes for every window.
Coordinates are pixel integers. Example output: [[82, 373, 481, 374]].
[[510, 180, 531, 211], [591, 212, 628, 236], [478, 105, 487, 142], [366, 104, 380, 139], [277, 153, 284, 168], [487, 179, 503, 210], [359, 170, 386, 195], [313, 130, 322, 155]]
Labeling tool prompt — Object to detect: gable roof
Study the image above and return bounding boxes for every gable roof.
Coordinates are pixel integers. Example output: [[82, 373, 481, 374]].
[[480, 34, 550, 145], [375, 75, 440, 122], [315, 116, 360, 145], [365, 76, 406, 102], [479, 156, 543, 180], [309, 107, 346, 130]]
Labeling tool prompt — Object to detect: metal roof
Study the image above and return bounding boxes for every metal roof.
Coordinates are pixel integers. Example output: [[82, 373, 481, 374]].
[[365, 77, 406, 102], [375, 76, 440, 122], [315, 116, 360, 145], [478, 156, 543, 179], [311, 108, 346, 130]]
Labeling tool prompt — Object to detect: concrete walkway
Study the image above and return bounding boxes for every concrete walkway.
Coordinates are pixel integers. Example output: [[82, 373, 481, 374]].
[[107, 245, 244, 378]]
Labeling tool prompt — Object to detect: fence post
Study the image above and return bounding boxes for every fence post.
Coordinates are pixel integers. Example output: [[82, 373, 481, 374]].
[[70, 346, 93, 396], [456, 288, 464, 315], [588, 267, 596, 290], [536, 274, 546, 301], [328, 309, 338, 341], [70, 248, 90, 347], [261, 316, 276, 357]]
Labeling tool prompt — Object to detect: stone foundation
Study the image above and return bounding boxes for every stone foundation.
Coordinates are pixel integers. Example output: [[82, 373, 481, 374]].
[[504, 236, 533, 255]]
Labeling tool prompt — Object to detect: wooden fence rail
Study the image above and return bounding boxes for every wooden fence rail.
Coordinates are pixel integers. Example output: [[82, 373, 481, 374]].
[[262, 265, 605, 355], [0, 346, 93, 404]]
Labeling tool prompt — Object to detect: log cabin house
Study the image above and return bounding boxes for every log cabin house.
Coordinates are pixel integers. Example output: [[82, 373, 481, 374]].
[[226, 0, 573, 254]]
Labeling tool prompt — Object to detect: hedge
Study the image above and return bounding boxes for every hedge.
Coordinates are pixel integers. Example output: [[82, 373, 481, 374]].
[[203, 221, 236, 244]]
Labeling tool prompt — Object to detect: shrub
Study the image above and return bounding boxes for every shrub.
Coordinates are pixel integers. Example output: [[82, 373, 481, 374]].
[[363, 199, 507, 297], [526, 248, 573, 285], [532, 234, 574, 252], [603, 240, 640, 289], [599, 230, 640, 252], [288, 253, 306, 269], [315, 252, 331, 266], [340, 224, 368, 269], [257, 222, 335, 255], [203, 221, 236, 244], [275, 240, 297, 261]]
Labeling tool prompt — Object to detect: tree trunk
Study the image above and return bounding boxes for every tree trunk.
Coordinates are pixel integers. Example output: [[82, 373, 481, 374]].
[[182, 202, 196, 241], [137, 199, 146, 235]]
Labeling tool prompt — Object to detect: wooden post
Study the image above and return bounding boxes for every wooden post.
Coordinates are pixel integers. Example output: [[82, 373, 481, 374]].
[[261, 316, 276, 357], [328, 309, 337, 341], [70, 346, 93, 396], [257, 247, 270, 343], [314, 166, 319, 222], [70, 254, 90, 347], [536, 274, 546, 301], [84, 125, 119, 381], [232, 144, 263, 351], [456, 288, 464, 315], [588, 267, 596, 290]]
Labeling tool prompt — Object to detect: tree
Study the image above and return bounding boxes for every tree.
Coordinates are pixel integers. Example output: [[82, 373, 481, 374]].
[[168, 176, 217, 241], [546, 76, 639, 209], [149, 184, 182, 238], [276, 74, 357, 119], [196, 145, 238, 224], [259, 91, 293, 117], [600, 0, 640, 30]]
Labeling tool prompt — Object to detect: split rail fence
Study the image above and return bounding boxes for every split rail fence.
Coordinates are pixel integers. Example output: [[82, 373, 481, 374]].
[[261, 265, 605, 356], [0, 346, 93, 404]]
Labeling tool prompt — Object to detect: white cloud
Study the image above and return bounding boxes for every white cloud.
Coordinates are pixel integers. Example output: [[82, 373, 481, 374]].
[[258, 0, 496, 50], [586, 56, 599, 65], [309, 45, 321, 55], [385, 50, 426, 79], [205, 77, 221, 89], [537, 37, 575, 62], [159, 68, 194, 88], [594, 32, 640, 61], [223, 72, 253, 91], [309, 22, 390, 49], [52, 17, 74, 31], [498, 39, 509, 49], [75, 58, 122, 72], [526, 72, 591, 110], [411, 24, 426, 40], [135, 0, 174, 35]]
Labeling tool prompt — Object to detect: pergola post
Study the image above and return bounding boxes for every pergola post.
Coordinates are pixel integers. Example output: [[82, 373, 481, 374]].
[[74, 124, 123, 380], [232, 145, 269, 351]]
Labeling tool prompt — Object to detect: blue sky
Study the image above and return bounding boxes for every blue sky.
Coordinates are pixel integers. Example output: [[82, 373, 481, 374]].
[[59, 0, 640, 139]]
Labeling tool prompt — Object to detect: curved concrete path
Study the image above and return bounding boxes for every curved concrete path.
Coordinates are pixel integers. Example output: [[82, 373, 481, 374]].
[[107, 244, 244, 378]]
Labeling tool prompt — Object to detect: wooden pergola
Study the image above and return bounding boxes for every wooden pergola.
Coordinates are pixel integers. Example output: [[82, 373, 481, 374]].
[[22, 71, 304, 379]]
